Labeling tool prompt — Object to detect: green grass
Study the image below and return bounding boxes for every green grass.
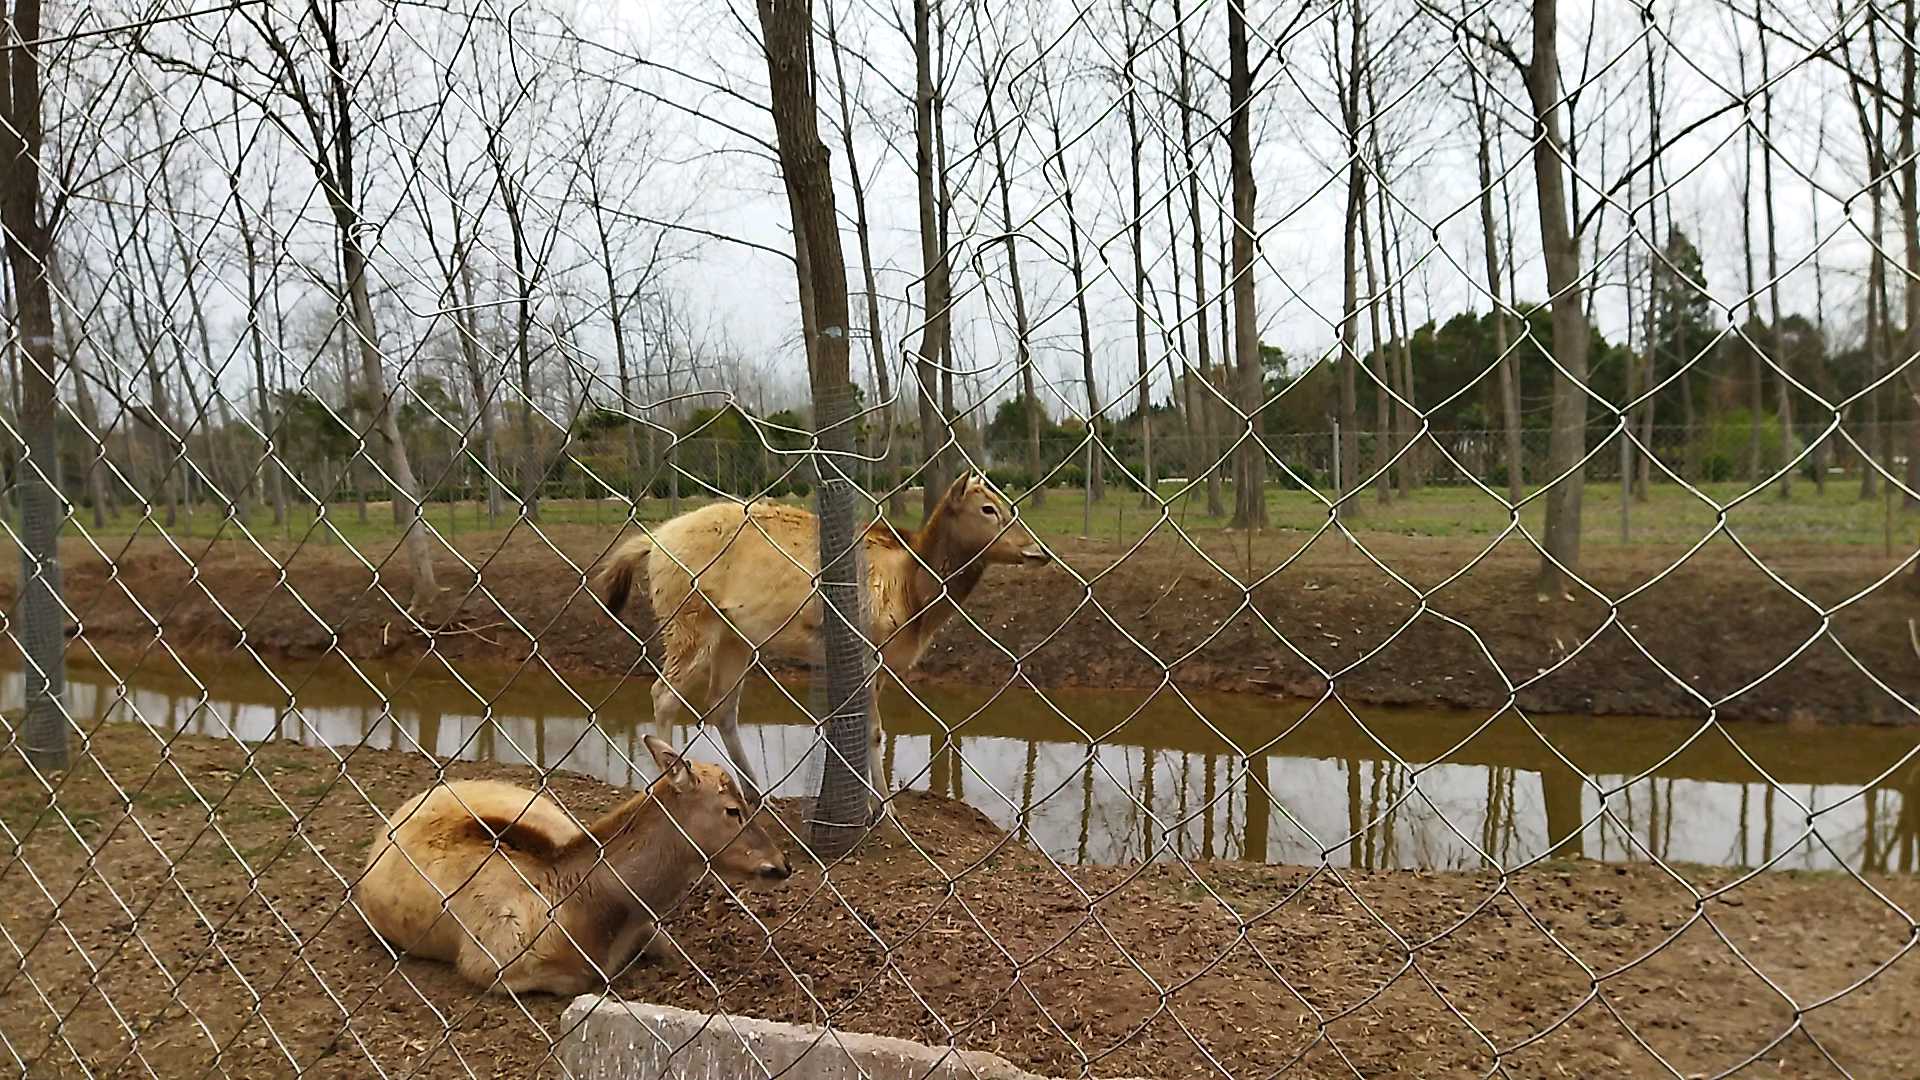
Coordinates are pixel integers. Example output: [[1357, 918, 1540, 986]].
[[42, 475, 1916, 556], [55, 495, 687, 549], [1011, 477, 1915, 549]]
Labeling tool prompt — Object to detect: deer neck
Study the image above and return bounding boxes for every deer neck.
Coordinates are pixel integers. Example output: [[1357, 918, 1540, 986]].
[[902, 520, 988, 636], [553, 792, 703, 921]]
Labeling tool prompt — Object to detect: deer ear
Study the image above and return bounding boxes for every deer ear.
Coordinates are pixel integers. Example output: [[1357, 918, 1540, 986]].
[[643, 735, 686, 779]]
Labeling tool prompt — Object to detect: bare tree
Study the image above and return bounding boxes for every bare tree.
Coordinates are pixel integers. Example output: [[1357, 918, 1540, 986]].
[[913, 0, 953, 517], [1226, 0, 1267, 530], [48, 253, 113, 528], [1903, 0, 1920, 507], [138, 6, 443, 612], [826, 0, 904, 515], [152, 135, 251, 522], [1172, 0, 1224, 517], [481, 84, 573, 523], [1360, 153, 1391, 506], [1362, 50, 1410, 501], [230, 156, 288, 528], [977, 35, 1044, 507], [1334, 1, 1367, 519], [1122, 0, 1154, 506], [755, 0, 876, 844], [1528, 0, 1591, 599], [1843, 10, 1889, 501], [1758, 0, 1792, 498], [1039, 59, 1104, 503], [1470, 0, 1592, 597], [99, 191, 181, 528]]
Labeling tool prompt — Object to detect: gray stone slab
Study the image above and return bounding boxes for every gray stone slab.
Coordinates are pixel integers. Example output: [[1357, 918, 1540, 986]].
[[557, 995, 1145, 1080]]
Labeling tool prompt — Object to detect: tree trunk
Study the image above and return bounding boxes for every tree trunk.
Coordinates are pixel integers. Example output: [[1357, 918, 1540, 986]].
[[1160, 138, 1199, 495], [1336, 8, 1366, 518], [453, 259, 504, 521], [1125, 9, 1153, 507], [1635, 41, 1663, 503], [1226, 0, 1266, 530], [1359, 151, 1390, 506], [913, 0, 950, 518], [1740, 66, 1764, 486], [1760, 0, 1792, 498], [0, 0, 69, 767], [1387, 209, 1419, 492], [1864, 178, 1886, 500], [1174, 0, 1223, 518], [158, 160, 250, 524], [1903, 0, 1920, 508], [983, 86, 1043, 507], [826, 0, 903, 516], [934, 61, 962, 471], [756, 0, 876, 846], [496, 174, 542, 522], [48, 254, 111, 527], [343, 227, 438, 612], [1049, 105, 1103, 503], [586, 197, 642, 504], [1364, 64, 1413, 498], [234, 198, 286, 527], [1527, 0, 1591, 599]]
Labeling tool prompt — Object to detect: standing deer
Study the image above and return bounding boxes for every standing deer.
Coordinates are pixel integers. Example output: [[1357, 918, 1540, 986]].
[[357, 735, 790, 996], [595, 472, 1051, 805]]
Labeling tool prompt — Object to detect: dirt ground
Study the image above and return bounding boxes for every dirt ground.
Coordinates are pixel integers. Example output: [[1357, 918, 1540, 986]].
[[0, 729, 1912, 1079], [17, 524, 1919, 726]]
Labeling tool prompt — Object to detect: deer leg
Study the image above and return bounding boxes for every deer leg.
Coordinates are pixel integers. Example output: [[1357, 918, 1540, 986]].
[[707, 638, 763, 803], [868, 667, 894, 821], [715, 690, 762, 805], [649, 618, 702, 736]]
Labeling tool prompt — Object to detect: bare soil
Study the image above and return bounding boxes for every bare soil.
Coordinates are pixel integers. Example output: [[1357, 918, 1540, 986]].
[[19, 526, 1919, 726], [0, 730, 1913, 1079]]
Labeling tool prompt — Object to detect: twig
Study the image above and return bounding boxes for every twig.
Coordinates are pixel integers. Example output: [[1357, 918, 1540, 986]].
[[1139, 574, 1184, 619]]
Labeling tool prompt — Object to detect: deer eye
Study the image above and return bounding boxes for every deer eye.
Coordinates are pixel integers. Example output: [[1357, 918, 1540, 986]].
[[981, 504, 998, 517], [726, 806, 743, 819]]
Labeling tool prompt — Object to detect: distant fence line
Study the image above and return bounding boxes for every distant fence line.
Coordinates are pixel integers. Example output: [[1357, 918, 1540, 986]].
[[12, 420, 1915, 517]]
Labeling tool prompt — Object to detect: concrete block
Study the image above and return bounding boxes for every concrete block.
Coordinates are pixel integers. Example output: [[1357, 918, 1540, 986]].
[[558, 995, 1146, 1080]]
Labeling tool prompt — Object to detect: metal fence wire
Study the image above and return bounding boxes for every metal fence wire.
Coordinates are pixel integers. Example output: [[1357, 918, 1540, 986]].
[[0, 0, 1916, 1075]]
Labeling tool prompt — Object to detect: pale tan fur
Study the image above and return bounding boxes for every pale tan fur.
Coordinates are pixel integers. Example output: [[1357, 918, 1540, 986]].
[[357, 737, 789, 996], [595, 472, 1049, 804]]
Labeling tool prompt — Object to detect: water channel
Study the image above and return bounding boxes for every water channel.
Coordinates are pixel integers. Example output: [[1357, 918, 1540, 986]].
[[16, 651, 1919, 873]]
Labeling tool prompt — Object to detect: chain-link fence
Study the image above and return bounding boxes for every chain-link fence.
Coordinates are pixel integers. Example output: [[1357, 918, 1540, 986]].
[[0, 0, 1917, 1076]]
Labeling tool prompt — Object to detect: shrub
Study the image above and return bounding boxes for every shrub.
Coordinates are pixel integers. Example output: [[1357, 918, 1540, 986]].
[[1687, 410, 1798, 483]]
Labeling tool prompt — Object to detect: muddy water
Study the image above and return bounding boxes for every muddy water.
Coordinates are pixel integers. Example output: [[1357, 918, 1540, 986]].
[[18, 651, 1920, 873]]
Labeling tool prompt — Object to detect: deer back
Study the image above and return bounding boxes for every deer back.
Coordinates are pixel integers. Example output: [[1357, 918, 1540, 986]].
[[359, 780, 584, 960]]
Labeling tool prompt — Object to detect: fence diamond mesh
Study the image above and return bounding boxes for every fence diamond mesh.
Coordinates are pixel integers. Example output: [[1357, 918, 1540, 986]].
[[0, 0, 1915, 1076]]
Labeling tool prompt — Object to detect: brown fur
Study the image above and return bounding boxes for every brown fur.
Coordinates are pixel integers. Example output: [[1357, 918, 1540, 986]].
[[356, 737, 789, 996], [594, 472, 1050, 803]]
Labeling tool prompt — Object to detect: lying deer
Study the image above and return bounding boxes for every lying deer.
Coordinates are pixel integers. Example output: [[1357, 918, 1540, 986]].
[[596, 472, 1050, 805], [357, 735, 790, 996]]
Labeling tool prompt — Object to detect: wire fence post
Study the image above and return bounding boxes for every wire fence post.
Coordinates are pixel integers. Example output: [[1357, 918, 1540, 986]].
[[755, 0, 874, 856], [1, 7, 69, 772], [809, 394, 876, 854], [12, 334, 67, 773]]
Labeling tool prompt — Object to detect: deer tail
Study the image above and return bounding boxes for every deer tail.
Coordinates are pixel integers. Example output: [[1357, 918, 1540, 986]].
[[597, 534, 654, 617]]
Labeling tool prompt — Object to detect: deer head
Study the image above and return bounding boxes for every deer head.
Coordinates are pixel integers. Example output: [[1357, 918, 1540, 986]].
[[934, 472, 1050, 567], [644, 735, 791, 883]]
